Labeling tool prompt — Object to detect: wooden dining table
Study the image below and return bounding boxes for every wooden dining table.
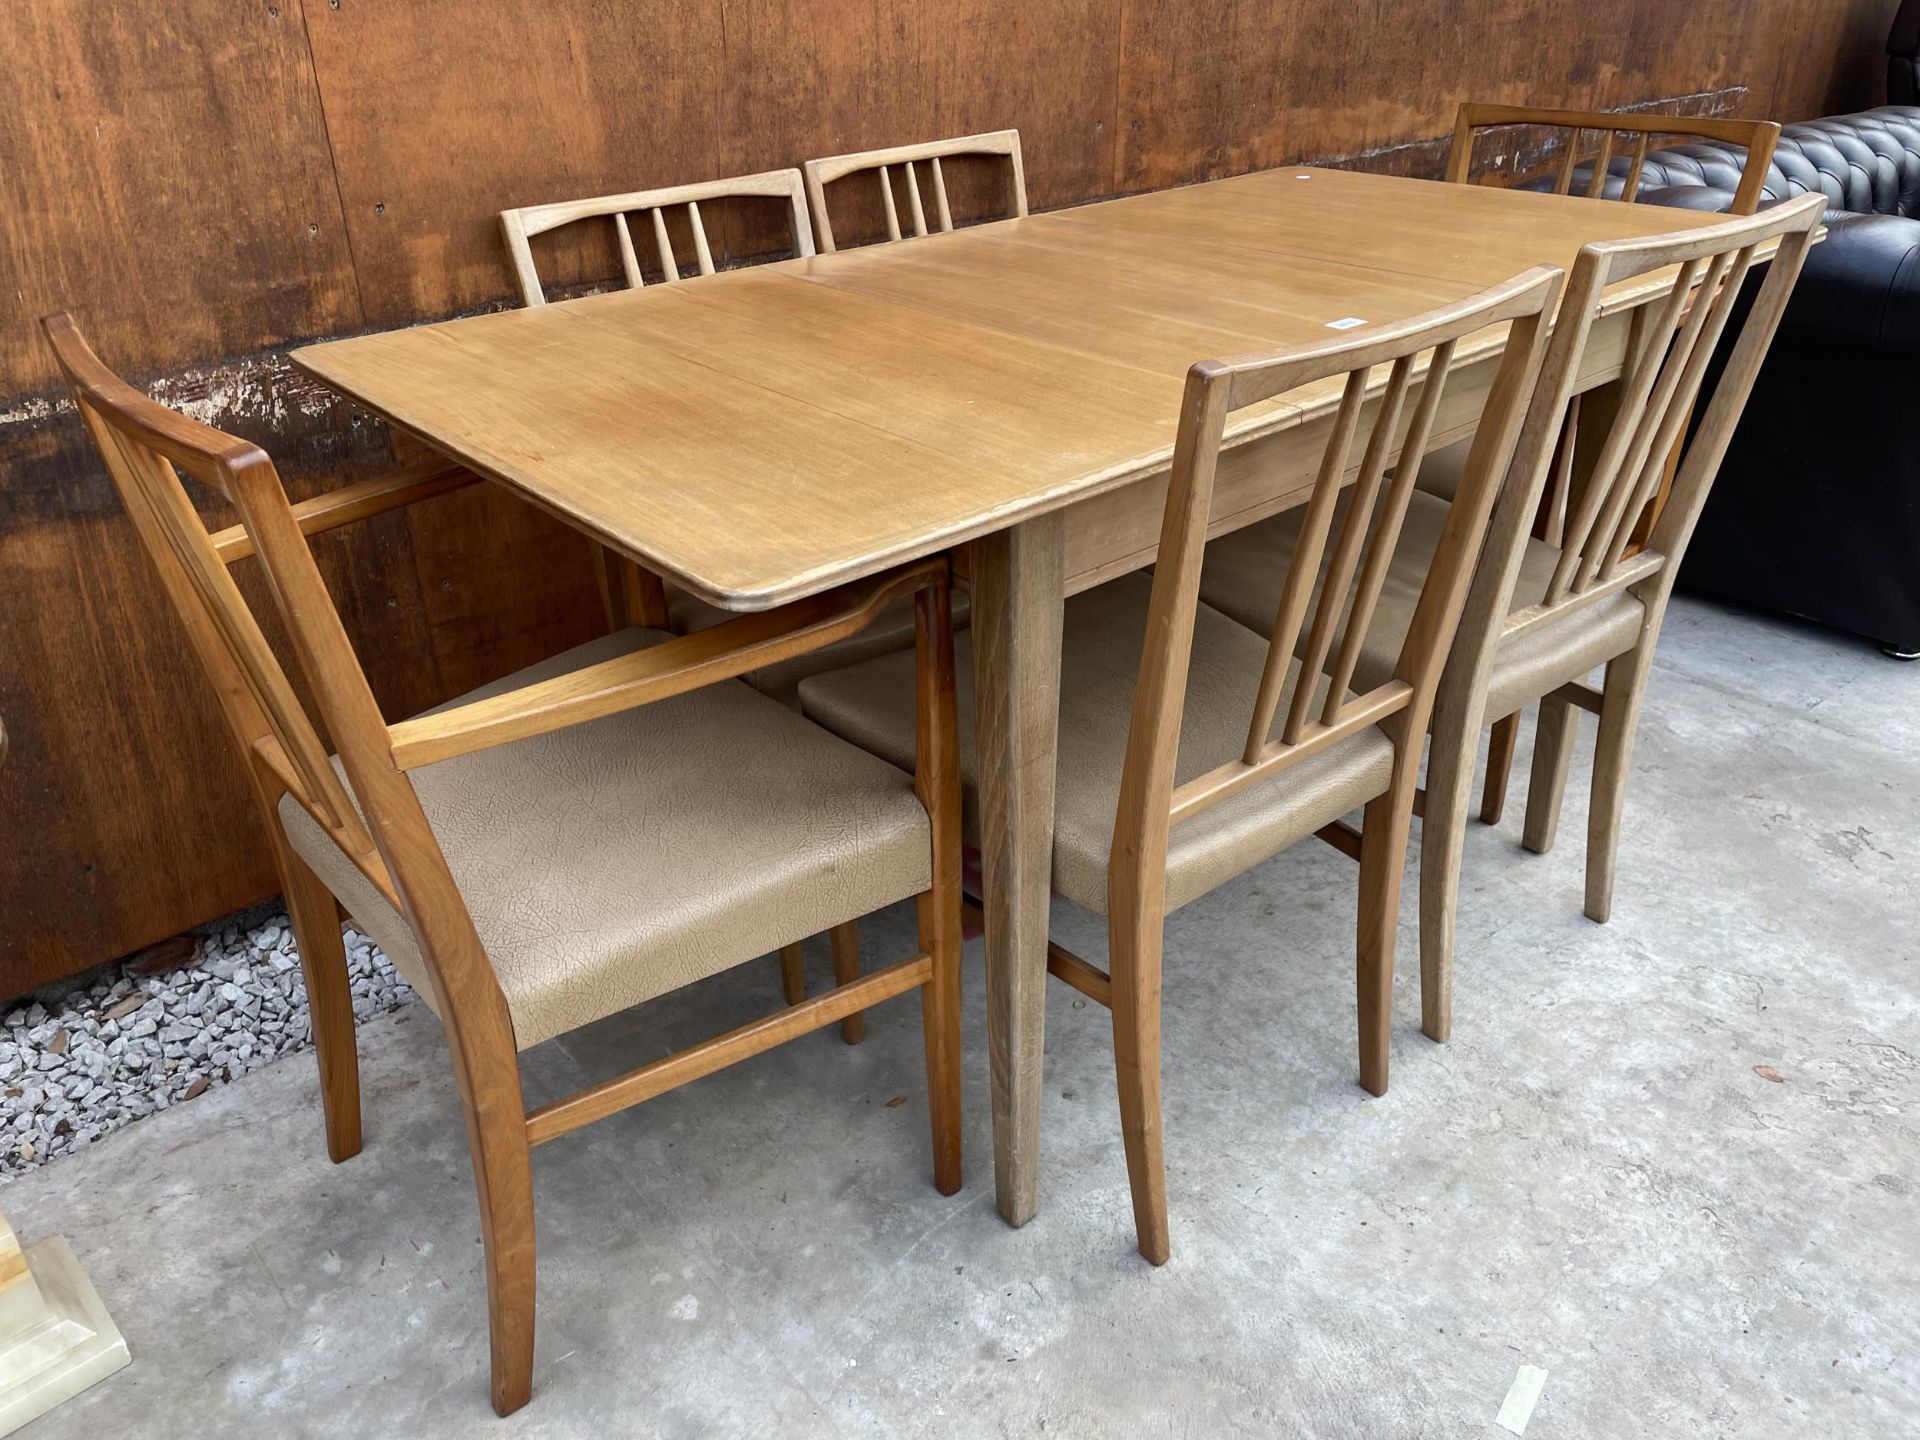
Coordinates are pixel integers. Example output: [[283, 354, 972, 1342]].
[[293, 164, 1728, 1229]]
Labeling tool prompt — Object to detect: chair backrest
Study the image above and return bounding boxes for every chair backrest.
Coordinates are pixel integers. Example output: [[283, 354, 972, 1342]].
[[1114, 267, 1561, 874], [1447, 104, 1781, 216], [802, 130, 1027, 253], [39, 313, 381, 871], [41, 311, 953, 1046], [499, 169, 815, 307], [1457, 193, 1826, 665]]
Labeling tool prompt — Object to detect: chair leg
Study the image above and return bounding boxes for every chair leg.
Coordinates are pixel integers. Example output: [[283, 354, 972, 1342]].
[[1107, 895, 1170, 1265], [830, 921, 866, 1046], [462, 1072, 537, 1417], [1356, 788, 1411, 1097], [1417, 716, 1477, 1047], [777, 942, 807, 1006], [1479, 711, 1521, 824], [273, 839, 362, 1164], [916, 893, 963, 1196], [1522, 692, 1580, 855], [1586, 648, 1654, 925]]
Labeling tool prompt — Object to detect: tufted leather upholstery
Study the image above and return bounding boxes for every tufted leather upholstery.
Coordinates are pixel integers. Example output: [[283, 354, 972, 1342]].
[[280, 626, 932, 1050], [799, 571, 1395, 916], [1538, 107, 1920, 219], [670, 590, 969, 706], [1509, 100, 1920, 651], [1198, 490, 1647, 721]]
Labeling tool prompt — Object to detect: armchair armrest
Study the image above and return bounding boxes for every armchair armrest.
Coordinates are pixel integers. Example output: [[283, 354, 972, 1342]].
[[387, 556, 948, 770], [210, 458, 479, 563]]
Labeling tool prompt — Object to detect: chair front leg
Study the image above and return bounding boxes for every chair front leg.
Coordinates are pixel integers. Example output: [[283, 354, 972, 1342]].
[[1586, 643, 1656, 924], [421, 923, 538, 1416], [1417, 723, 1477, 1047], [1356, 781, 1415, 1097]]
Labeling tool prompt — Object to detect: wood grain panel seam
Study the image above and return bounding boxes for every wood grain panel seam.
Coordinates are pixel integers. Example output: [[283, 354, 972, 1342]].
[[294, 0, 371, 330]]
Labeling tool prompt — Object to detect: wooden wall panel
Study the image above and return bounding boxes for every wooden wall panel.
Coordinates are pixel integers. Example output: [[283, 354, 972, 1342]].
[[298, 1, 729, 324], [1113, 0, 1891, 189], [0, 1, 363, 389], [0, 0, 1902, 996]]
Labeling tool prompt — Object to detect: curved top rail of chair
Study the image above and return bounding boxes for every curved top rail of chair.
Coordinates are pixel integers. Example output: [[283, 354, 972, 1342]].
[[803, 130, 1023, 187], [40, 311, 264, 488], [1201, 264, 1564, 412], [502, 168, 811, 240]]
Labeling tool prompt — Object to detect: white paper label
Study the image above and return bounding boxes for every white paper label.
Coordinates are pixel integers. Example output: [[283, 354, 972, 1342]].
[[1325, 317, 1366, 330]]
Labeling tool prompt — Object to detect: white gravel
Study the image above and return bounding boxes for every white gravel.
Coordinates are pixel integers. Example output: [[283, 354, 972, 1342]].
[[0, 908, 414, 1178]]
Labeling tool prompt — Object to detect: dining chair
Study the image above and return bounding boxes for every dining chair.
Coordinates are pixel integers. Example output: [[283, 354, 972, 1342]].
[[1446, 103, 1782, 216], [1198, 195, 1827, 1048], [1429, 103, 1784, 820], [497, 169, 814, 638], [802, 130, 1027, 253], [499, 167, 949, 1029], [42, 312, 964, 1417], [799, 267, 1561, 1262]]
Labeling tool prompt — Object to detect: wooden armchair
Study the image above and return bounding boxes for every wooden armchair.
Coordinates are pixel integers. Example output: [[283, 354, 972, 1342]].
[[42, 312, 964, 1416], [803, 130, 1027, 253]]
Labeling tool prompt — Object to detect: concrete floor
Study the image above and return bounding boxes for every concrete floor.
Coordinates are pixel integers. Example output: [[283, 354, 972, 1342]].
[[4, 595, 1915, 1437]]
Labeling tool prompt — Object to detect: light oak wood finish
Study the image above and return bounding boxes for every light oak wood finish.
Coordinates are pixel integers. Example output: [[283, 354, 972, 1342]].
[[804, 130, 1027, 254], [499, 170, 808, 631], [1096, 269, 1558, 1261], [502, 168, 879, 1015], [42, 313, 963, 1418], [7, 4, 1886, 1005], [1412, 195, 1826, 1042], [294, 167, 1738, 1226], [1446, 103, 1782, 217], [968, 513, 1065, 1227], [1446, 104, 1782, 798]]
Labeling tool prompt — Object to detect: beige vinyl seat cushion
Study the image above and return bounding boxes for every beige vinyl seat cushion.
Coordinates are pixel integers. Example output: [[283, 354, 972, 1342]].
[[798, 571, 1395, 916], [278, 627, 932, 1051], [671, 591, 971, 707], [1406, 436, 1471, 501], [1198, 488, 1648, 720]]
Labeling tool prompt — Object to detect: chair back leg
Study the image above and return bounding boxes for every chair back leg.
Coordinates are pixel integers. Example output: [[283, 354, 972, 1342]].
[[1523, 694, 1581, 854], [1480, 712, 1522, 823], [270, 829, 363, 1164], [829, 921, 866, 1045], [1106, 875, 1171, 1266]]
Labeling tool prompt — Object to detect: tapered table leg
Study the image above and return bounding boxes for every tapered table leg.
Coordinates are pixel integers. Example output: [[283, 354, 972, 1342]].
[[968, 514, 1065, 1227]]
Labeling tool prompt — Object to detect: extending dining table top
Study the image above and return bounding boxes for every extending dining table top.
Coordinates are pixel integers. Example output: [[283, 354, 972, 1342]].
[[293, 165, 1726, 611]]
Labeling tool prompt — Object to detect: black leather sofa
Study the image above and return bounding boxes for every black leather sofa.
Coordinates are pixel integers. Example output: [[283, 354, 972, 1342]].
[[1543, 99, 1920, 656]]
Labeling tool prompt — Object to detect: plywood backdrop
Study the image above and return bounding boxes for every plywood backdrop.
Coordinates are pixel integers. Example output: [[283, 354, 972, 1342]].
[[0, 0, 1899, 995]]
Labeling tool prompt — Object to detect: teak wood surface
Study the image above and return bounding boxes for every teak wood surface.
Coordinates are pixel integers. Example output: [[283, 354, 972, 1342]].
[[295, 165, 1732, 1228]]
